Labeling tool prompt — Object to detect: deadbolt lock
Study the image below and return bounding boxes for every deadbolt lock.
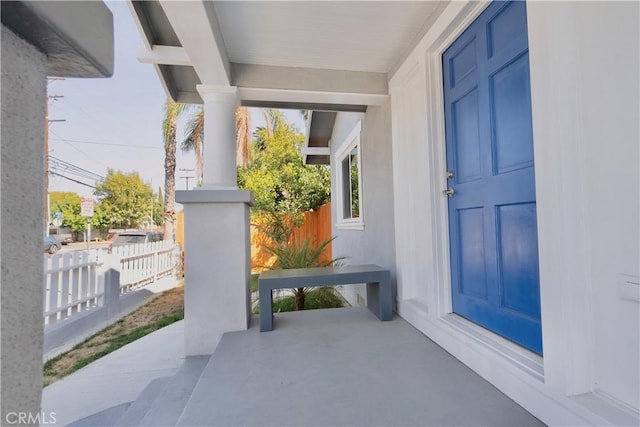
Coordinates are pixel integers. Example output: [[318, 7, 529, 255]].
[[446, 171, 454, 179]]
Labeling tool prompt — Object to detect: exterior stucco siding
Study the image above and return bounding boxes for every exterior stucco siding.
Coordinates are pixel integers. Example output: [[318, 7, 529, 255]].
[[330, 102, 397, 308], [388, 0, 639, 424], [1, 24, 47, 421], [527, 0, 639, 410]]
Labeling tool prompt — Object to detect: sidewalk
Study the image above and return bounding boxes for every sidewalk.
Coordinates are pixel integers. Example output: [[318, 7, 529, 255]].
[[41, 321, 185, 427]]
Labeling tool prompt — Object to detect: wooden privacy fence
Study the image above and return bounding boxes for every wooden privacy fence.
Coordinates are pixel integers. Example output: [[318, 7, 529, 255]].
[[251, 202, 333, 271], [175, 202, 333, 272]]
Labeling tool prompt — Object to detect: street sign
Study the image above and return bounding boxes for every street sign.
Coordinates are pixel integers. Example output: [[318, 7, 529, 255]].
[[80, 198, 94, 217], [52, 212, 63, 227]]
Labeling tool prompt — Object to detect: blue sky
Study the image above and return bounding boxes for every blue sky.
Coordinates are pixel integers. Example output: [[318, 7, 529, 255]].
[[48, 1, 305, 199]]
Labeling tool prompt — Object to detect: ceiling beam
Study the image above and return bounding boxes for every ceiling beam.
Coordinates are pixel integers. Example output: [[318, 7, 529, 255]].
[[128, 1, 176, 101], [239, 88, 387, 112], [302, 147, 331, 156], [137, 45, 191, 66], [158, 0, 230, 86], [231, 63, 388, 96]]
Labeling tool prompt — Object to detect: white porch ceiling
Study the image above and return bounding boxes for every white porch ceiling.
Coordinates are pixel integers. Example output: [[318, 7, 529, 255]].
[[130, 1, 448, 106], [214, 1, 444, 73]]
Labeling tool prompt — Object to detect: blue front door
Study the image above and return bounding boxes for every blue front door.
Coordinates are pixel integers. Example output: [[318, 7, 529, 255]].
[[443, 1, 542, 354]]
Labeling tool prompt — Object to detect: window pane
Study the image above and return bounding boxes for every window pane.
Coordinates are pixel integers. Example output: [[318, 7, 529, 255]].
[[349, 147, 360, 218], [342, 156, 352, 219]]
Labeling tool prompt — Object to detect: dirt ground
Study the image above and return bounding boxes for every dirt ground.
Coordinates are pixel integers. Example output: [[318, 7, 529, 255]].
[[44, 283, 184, 387]]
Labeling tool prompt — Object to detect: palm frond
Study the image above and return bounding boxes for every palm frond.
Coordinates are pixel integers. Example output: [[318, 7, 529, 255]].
[[162, 100, 194, 148], [261, 233, 344, 270], [181, 109, 204, 181], [181, 109, 203, 152]]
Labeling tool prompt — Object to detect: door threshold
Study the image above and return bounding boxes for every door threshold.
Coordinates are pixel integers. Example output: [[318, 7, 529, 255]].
[[439, 313, 544, 382]]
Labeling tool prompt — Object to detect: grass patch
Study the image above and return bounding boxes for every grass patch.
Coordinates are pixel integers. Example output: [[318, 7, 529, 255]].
[[250, 273, 259, 293], [44, 283, 184, 387], [253, 287, 344, 314]]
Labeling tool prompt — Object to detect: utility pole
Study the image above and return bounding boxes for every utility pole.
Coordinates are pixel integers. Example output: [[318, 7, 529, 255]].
[[45, 97, 65, 236], [45, 77, 64, 236], [179, 168, 195, 190], [179, 175, 195, 190]]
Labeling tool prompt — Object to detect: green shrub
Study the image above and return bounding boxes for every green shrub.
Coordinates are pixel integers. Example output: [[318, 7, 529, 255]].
[[254, 287, 344, 314], [250, 273, 259, 293], [259, 229, 346, 310]]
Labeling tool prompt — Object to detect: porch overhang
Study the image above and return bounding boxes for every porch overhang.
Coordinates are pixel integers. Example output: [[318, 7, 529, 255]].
[[303, 111, 337, 165], [1, 0, 114, 78], [127, 0, 448, 107]]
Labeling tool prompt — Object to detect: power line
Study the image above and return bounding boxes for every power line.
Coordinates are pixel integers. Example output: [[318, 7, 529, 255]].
[[49, 129, 110, 168], [49, 155, 103, 178], [50, 137, 161, 150], [49, 155, 104, 179], [49, 155, 104, 181], [49, 171, 97, 189]]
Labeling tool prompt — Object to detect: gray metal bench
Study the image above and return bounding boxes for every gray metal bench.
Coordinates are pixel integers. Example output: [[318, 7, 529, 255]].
[[258, 264, 392, 332]]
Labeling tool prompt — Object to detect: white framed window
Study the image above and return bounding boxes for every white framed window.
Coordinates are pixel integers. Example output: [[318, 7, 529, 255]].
[[335, 121, 364, 230]]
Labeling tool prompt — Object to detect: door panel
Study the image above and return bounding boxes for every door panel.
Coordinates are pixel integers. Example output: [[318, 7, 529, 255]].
[[487, 1, 528, 58], [453, 90, 482, 183], [497, 202, 540, 318], [451, 38, 478, 87], [490, 54, 534, 174], [458, 208, 489, 300], [443, 1, 542, 354]]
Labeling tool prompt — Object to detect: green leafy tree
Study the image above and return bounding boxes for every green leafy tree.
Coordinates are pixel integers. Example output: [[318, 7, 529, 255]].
[[50, 192, 85, 232], [89, 204, 110, 238], [94, 169, 154, 229], [49, 191, 109, 238], [152, 187, 164, 226], [240, 111, 335, 311], [238, 111, 330, 219]]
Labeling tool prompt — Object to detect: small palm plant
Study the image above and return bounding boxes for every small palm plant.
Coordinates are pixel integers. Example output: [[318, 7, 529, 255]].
[[261, 227, 345, 310]]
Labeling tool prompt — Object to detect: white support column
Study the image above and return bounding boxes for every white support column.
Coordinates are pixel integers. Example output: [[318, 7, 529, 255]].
[[198, 85, 238, 189], [176, 85, 253, 356]]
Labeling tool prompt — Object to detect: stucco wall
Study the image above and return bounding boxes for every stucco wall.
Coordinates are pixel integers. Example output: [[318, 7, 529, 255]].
[[387, 0, 639, 425], [1, 24, 46, 421], [527, 0, 639, 412], [330, 102, 396, 308]]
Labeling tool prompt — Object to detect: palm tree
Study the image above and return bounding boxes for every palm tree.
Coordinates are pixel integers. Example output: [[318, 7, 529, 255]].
[[162, 100, 193, 242], [181, 106, 253, 173], [263, 109, 274, 140], [236, 106, 251, 167], [182, 107, 204, 182]]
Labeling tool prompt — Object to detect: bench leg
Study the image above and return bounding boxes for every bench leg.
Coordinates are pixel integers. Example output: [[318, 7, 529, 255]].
[[259, 288, 274, 332], [366, 277, 392, 321]]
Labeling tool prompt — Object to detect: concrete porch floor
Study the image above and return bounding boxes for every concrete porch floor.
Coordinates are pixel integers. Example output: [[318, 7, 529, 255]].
[[43, 307, 545, 426]]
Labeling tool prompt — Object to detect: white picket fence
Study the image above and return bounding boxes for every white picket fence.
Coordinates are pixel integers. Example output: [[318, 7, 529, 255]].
[[43, 251, 102, 327], [110, 241, 177, 293], [43, 240, 178, 327]]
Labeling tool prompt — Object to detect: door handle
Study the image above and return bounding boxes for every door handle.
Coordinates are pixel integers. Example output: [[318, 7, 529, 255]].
[[442, 187, 455, 197]]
